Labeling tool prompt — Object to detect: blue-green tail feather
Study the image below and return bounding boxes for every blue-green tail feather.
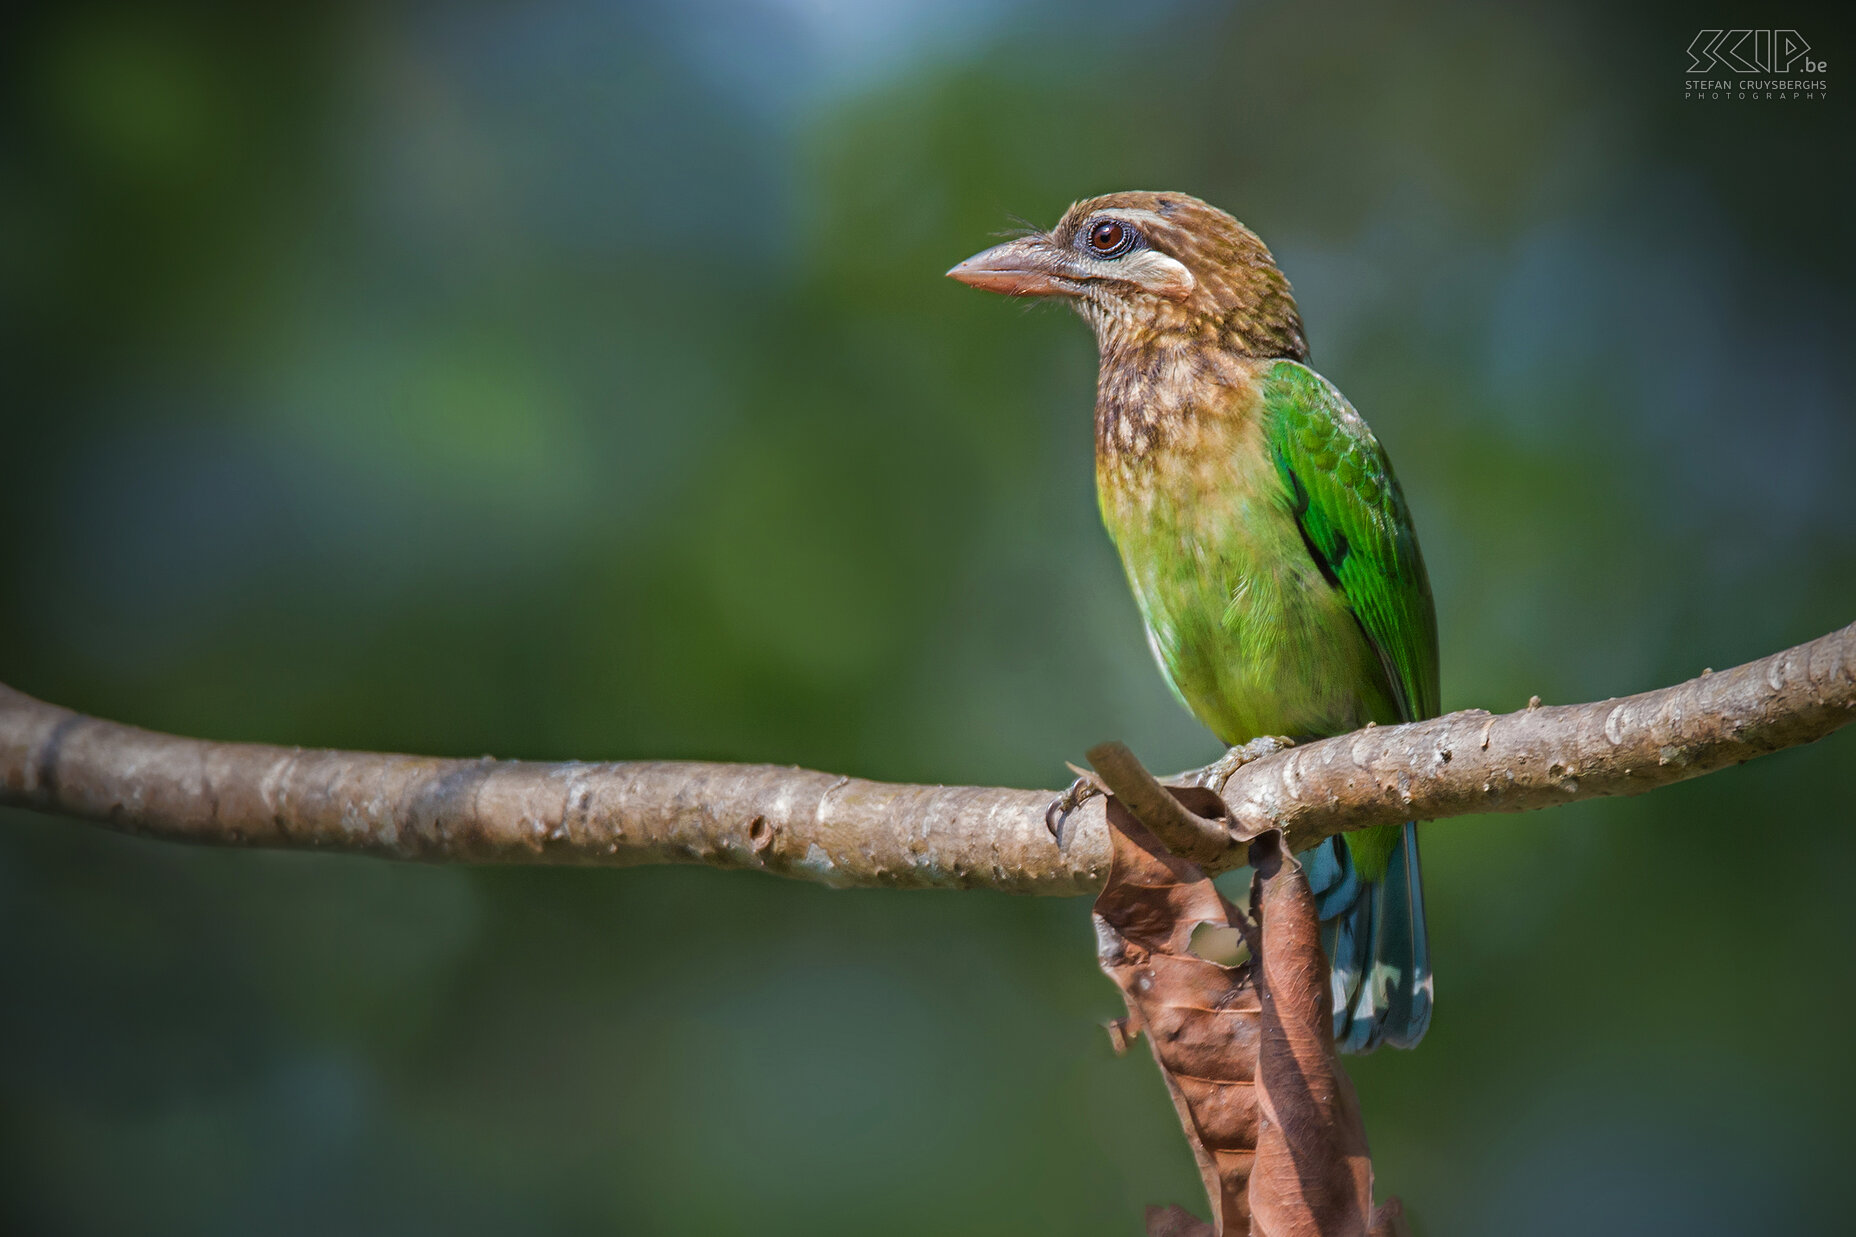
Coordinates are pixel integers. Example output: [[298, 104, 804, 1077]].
[[1304, 823, 1431, 1053]]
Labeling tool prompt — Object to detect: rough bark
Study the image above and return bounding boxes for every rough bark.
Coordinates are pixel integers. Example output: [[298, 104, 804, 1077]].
[[1215, 619, 1856, 850], [1, 622, 1851, 893]]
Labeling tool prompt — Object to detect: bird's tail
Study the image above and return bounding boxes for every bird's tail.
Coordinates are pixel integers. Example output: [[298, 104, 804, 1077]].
[[1303, 822, 1432, 1053]]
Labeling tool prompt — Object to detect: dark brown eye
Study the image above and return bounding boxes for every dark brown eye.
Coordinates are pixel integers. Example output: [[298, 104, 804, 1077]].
[[1087, 219, 1134, 256]]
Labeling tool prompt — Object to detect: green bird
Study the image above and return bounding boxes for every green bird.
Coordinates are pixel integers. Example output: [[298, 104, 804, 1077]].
[[950, 191, 1437, 1052]]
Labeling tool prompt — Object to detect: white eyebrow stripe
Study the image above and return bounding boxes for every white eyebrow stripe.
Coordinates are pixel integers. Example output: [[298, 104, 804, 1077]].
[[1089, 208, 1173, 230]]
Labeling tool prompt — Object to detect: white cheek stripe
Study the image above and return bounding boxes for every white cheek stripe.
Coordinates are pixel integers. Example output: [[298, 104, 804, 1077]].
[[1078, 210, 1196, 299], [1115, 250, 1196, 300]]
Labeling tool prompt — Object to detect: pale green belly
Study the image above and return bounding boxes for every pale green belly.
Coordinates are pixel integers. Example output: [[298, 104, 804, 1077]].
[[1115, 494, 1398, 747]]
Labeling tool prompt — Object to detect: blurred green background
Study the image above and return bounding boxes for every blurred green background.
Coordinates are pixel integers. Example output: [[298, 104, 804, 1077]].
[[3, 1, 1853, 1232]]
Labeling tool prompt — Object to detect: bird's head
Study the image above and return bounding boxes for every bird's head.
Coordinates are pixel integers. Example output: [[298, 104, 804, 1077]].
[[948, 191, 1306, 361]]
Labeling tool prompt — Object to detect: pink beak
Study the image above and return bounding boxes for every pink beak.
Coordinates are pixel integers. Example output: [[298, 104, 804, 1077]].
[[946, 236, 1083, 297]]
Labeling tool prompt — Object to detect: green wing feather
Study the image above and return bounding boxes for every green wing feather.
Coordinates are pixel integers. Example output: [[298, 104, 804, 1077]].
[[1261, 361, 1438, 881], [1260, 360, 1439, 725]]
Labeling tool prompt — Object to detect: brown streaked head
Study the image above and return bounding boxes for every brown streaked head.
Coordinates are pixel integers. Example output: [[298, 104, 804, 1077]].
[[948, 191, 1307, 361]]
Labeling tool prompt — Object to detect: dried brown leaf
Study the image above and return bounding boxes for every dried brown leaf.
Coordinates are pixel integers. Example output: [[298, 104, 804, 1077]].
[[1087, 741, 1249, 868], [1247, 832, 1376, 1236], [1091, 760, 1403, 1237], [1094, 794, 1260, 1235], [1368, 1198, 1412, 1237]]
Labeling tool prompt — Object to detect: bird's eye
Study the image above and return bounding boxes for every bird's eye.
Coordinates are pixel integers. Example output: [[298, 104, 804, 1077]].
[[1087, 219, 1135, 257]]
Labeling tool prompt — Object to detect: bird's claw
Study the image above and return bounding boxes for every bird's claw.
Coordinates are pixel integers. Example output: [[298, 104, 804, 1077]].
[[1186, 735, 1295, 796], [1045, 762, 1108, 843]]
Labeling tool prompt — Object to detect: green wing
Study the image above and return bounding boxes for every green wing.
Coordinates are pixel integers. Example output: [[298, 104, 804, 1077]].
[[1260, 360, 1439, 724]]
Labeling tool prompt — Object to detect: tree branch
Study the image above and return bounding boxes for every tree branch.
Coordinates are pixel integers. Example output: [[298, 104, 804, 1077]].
[[2, 622, 1851, 893]]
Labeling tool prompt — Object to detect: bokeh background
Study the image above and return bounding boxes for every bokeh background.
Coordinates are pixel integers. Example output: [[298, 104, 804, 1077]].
[[4, 1, 1854, 1233]]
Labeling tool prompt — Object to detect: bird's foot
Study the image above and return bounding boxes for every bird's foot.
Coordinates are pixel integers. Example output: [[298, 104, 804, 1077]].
[[1045, 762, 1109, 843], [1181, 736, 1295, 797]]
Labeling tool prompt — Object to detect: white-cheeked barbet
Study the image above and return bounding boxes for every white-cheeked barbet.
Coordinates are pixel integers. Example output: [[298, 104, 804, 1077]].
[[950, 191, 1437, 1051]]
